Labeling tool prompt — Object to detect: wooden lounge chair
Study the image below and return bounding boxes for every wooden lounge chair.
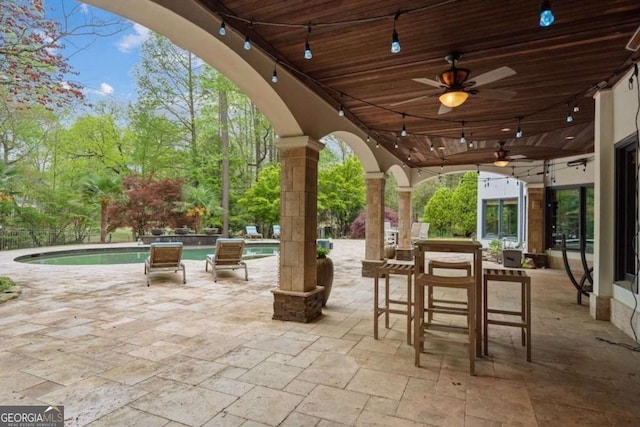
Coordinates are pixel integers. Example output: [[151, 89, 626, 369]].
[[205, 238, 248, 282], [245, 225, 263, 239], [144, 242, 186, 286], [411, 222, 430, 244]]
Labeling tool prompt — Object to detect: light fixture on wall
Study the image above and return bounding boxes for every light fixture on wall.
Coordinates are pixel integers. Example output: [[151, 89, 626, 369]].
[[539, 0, 555, 27]]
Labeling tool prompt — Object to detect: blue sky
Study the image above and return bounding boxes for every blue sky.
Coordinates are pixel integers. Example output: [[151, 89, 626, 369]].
[[46, 0, 151, 104]]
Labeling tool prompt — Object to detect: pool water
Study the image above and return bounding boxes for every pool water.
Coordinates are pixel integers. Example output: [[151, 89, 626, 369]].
[[16, 246, 279, 265]]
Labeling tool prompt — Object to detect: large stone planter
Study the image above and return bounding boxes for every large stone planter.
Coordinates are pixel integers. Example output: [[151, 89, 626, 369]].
[[204, 227, 219, 235], [317, 256, 334, 307], [150, 228, 165, 236], [175, 227, 190, 235]]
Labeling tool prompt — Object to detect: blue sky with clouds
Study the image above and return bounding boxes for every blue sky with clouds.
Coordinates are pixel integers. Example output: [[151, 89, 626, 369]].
[[47, 0, 151, 103]]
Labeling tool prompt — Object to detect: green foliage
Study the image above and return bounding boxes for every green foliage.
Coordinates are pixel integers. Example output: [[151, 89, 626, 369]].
[[451, 172, 478, 236], [318, 155, 365, 237], [0, 276, 15, 292], [423, 187, 454, 236], [238, 163, 281, 225], [316, 246, 329, 258]]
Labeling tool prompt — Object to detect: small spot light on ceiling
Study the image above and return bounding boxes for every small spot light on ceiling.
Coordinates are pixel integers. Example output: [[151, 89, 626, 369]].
[[573, 100, 579, 112], [304, 25, 313, 60], [243, 34, 252, 50], [338, 93, 345, 116], [539, 0, 555, 27], [566, 110, 573, 123], [391, 11, 401, 54], [394, 137, 399, 149], [271, 62, 278, 83], [219, 21, 226, 36]]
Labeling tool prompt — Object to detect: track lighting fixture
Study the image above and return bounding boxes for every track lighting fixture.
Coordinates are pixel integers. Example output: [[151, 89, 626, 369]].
[[391, 11, 401, 54], [243, 34, 251, 50], [539, 0, 555, 27], [271, 62, 278, 83], [219, 21, 226, 36], [460, 121, 466, 144], [401, 113, 407, 136], [516, 117, 523, 138], [304, 25, 312, 60]]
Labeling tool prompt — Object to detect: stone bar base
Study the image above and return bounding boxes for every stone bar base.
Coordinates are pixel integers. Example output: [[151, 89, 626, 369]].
[[272, 287, 324, 323], [361, 259, 385, 277], [395, 248, 414, 261], [590, 293, 610, 320]]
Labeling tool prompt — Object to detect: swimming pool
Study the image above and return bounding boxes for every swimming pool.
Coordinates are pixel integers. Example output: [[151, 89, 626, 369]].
[[15, 245, 279, 265]]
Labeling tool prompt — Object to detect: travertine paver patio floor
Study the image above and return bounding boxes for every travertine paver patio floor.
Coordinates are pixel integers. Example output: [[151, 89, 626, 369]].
[[1, 239, 640, 426]]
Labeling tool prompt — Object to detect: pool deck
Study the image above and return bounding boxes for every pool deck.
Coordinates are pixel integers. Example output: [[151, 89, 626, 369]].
[[1, 239, 640, 426]]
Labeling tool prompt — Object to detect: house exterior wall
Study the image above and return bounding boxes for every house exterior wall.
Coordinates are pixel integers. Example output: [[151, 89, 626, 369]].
[[476, 171, 526, 248]]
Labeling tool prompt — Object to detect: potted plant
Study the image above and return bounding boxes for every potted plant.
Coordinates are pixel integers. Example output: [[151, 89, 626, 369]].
[[175, 226, 190, 235], [150, 227, 165, 236], [317, 246, 334, 307]]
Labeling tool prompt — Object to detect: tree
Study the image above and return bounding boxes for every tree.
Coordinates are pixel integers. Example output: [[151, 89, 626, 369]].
[[423, 187, 454, 236], [350, 207, 398, 239], [107, 175, 185, 238], [237, 163, 280, 228], [0, 0, 127, 108], [82, 174, 121, 243], [451, 172, 478, 237]]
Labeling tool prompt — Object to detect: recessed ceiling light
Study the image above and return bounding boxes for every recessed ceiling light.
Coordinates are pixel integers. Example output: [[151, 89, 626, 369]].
[[501, 127, 511, 132], [565, 136, 575, 140], [438, 146, 445, 150]]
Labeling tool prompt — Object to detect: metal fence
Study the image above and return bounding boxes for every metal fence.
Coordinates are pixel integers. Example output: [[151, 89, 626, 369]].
[[0, 227, 101, 251]]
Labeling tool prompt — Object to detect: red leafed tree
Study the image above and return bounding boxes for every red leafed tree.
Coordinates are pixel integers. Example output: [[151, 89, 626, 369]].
[[0, 0, 127, 108], [107, 175, 189, 238]]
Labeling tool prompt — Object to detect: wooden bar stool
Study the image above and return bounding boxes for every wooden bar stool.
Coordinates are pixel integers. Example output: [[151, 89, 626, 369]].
[[414, 272, 476, 375], [373, 262, 414, 344], [427, 260, 472, 323], [483, 268, 531, 361]]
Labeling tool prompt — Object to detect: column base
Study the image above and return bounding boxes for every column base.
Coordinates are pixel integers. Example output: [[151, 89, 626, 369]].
[[362, 259, 385, 277], [395, 247, 414, 261], [272, 287, 324, 323], [589, 293, 610, 320]]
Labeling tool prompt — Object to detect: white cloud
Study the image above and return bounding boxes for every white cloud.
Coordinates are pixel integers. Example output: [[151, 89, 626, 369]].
[[116, 23, 150, 53], [80, 3, 89, 14], [99, 82, 114, 95]]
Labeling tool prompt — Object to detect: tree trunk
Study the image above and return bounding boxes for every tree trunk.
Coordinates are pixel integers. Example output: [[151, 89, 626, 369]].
[[219, 87, 230, 237], [100, 199, 108, 243]]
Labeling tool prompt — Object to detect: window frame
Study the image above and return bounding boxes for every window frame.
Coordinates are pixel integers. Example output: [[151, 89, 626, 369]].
[[545, 184, 594, 253], [482, 197, 518, 240]]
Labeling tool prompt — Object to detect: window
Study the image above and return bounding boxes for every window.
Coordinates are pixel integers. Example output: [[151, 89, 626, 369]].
[[546, 186, 594, 253], [482, 198, 517, 239], [615, 136, 637, 284]]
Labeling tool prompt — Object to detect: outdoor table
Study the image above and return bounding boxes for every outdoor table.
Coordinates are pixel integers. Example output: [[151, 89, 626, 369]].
[[413, 239, 483, 357]]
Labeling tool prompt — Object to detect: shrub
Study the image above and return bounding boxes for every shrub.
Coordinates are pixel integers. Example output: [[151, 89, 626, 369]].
[[0, 277, 15, 292]]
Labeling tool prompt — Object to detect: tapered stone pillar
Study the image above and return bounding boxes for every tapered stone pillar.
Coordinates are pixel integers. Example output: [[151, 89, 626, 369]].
[[395, 187, 413, 261], [526, 185, 544, 254], [361, 172, 385, 277], [272, 136, 324, 323]]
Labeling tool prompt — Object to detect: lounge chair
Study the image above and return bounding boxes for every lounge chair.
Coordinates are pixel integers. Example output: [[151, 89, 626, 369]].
[[205, 238, 248, 282], [245, 225, 263, 239], [144, 242, 186, 286], [272, 224, 281, 239], [411, 222, 430, 244]]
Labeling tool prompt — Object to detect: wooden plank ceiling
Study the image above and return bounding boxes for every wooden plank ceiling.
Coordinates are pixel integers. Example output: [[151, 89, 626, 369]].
[[197, 0, 640, 168]]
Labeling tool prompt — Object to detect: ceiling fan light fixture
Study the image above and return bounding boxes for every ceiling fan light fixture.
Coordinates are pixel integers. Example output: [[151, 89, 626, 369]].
[[539, 0, 555, 27], [494, 159, 510, 167], [439, 90, 469, 108]]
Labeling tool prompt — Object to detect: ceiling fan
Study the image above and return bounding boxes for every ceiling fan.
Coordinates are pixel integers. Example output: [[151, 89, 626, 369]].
[[393, 52, 517, 114], [493, 141, 511, 167]]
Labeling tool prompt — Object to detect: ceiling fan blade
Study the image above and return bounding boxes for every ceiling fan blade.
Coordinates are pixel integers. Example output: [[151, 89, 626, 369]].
[[475, 88, 517, 100], [438, 104, 452, 115], [390, 95, 430, 107], [412, 77, 442, 88], [470, 66, 516, 87]]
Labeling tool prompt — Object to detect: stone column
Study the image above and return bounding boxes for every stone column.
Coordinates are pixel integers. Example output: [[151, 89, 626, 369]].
[[395, 186, 413, 261], [525, 185, 544, 254], [591, 89, 614, 320], [361, 172, 385, 277], [272, 136, 324, 323]]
